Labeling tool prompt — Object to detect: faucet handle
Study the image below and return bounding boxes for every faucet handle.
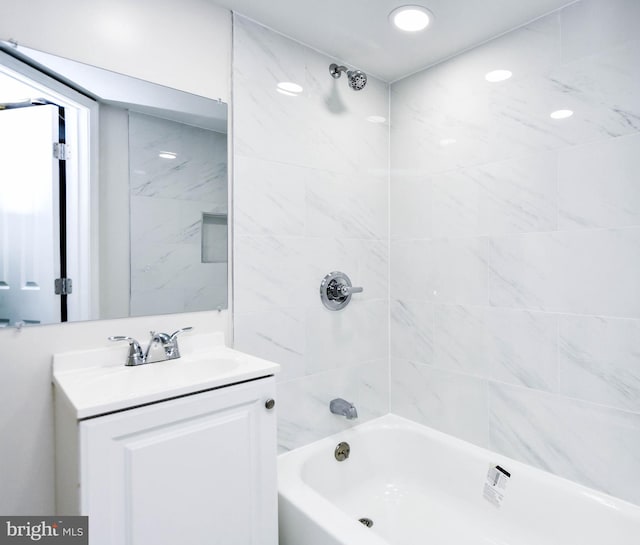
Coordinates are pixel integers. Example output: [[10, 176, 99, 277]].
[[170, 326, 193, 340], [108, 336, 144, 366], [149, 330, 171, 343], [108, 335, 140, 346], [336, 284, 363, 297]]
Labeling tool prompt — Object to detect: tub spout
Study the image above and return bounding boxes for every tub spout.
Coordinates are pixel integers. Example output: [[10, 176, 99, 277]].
[[330, 398, 358, 420]]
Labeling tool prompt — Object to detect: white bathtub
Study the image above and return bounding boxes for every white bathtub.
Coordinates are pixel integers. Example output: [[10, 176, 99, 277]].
[[278, 414, 640, 545]]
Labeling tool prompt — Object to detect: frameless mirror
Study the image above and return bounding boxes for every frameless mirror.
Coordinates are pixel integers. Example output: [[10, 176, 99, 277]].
[[0, 42, 229, 327]]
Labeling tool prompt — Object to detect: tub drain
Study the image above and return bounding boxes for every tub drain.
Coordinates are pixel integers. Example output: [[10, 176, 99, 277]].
[[358, 517, 374, 528]]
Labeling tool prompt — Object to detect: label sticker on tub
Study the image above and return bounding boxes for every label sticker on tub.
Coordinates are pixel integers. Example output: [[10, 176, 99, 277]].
[[483, 465, 511, 507]]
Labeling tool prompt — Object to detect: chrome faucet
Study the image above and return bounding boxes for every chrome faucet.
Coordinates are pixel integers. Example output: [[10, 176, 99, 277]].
[[330, 398, 358, 420], [109, 327, 193, 366]]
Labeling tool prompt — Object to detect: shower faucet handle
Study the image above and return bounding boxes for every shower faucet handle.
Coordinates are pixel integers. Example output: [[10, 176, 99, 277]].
[[320, 271, 364, 311], [336, 284, 363, 297]]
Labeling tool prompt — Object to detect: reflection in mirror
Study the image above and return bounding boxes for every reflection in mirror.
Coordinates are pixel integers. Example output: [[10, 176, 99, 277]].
[[0, 42, 228, 327]]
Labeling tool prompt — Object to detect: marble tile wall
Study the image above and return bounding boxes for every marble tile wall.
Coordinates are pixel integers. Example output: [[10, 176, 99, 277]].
[[232, 16, 390, 451], [389, 0, 640, 505], [129, 112, 228, 315]]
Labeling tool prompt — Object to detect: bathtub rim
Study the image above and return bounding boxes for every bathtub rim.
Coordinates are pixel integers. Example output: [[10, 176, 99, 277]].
[[277, 413, 640, 542]]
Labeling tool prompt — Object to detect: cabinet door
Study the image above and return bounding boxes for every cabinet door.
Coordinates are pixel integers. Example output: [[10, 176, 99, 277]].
[[79, 378, 277, 545]]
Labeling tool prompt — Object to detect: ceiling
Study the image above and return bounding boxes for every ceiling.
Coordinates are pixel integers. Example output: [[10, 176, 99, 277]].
[[214, 0, 576, 82]]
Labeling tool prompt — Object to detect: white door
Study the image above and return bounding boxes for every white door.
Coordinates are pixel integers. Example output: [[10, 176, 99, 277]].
[[0, 104, 61, 326], [79, 378, 278, 545]]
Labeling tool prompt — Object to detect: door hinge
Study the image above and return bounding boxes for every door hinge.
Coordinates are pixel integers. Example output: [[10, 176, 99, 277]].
[[54, 278, 73, 295], [53, 142, 69, 160]]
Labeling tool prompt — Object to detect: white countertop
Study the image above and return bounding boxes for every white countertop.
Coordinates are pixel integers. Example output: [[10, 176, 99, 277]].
[[53, 332, 280, 419]]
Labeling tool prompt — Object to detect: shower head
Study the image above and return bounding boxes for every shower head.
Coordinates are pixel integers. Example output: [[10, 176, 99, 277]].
[[329, 63, 367, 91], [347, 69, 367, 91]]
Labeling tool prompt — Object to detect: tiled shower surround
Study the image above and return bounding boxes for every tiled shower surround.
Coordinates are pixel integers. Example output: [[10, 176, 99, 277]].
[[232, 16, 390, 451], [390, 0, 640, 505], [233, 0, 640, 505]]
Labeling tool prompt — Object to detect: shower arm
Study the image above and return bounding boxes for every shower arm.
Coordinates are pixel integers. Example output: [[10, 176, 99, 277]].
[[329, 63, 348, 79]]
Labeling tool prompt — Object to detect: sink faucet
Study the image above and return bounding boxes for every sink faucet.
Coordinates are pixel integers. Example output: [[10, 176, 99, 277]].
[[109, 327, 193, 366], [330, 398, 358, 420]]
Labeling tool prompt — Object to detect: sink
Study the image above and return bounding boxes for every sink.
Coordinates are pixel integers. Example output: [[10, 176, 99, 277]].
[[53, 332, 280, 419]]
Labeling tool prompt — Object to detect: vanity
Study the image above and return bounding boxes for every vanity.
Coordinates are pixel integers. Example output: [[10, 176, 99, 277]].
[[52, 331, 280, 545]]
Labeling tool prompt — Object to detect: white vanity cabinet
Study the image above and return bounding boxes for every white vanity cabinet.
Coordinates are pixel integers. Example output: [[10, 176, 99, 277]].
[[53, 333, 280, 545]]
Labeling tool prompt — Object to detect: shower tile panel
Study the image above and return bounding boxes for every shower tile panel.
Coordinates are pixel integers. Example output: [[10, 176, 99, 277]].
[[233, 15, 389, 451], [390, 239, 434, 301], [390, 14, 560, 178], [390, 300, 435, 364], [489, 228, 640, 318], [233, 21, 310, 168], [561, 0, 640, 62], [391, 359, 489, 448], [431, 237, 489, 306], [431, 153, 557, 237], [429, 304, 557, 392], [390, 80, 490, 178], [305, 174, 387, 240], [390, 0, 640, 504], [305, 52, 389, 177], [431, 170, 488, 238], [234, 235, 306, 314], [390, 177, 433, 240], [391, 237, 488, 305], [234, 16, 389, 179], [234, 156, 307, 237], [354, 240, 389, 302], [392, 26, 640, 179], [233, 15, 390, 452], [489, 383, 640, 506], [559, 133, 640, 230], [558, 314, 640, 413], [484, 308, 558, 392], [306, 96, 389, 177], [433, 304, 490, 378], [304, 300, 388, 374], [234, 307, 306, 383], [276, 360, 388, 452]]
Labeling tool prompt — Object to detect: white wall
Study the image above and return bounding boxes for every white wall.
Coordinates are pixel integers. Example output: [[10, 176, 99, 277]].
[[390, 0, 640, 505], [0, 0, 231, 102], [0, 1, 232, 515]]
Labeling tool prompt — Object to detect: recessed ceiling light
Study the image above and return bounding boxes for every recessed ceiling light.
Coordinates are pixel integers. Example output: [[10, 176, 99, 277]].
[[366, 115, 387, 124], [485, 69, 512, 83], [277, 81, 303, 96], [550, 109, 574, 119], [389, 5, 433, 32], [158, 151, 177, 159]]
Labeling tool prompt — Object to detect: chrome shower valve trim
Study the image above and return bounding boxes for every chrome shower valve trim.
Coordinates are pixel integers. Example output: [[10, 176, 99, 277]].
[[320, 271, 363, 311]]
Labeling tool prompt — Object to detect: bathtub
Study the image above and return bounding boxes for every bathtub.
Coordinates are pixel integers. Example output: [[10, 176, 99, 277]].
[[278, 414, 640, 545]]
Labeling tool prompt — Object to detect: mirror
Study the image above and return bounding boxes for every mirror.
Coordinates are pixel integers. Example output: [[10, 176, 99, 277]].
[[0, 42, 229, 327]]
